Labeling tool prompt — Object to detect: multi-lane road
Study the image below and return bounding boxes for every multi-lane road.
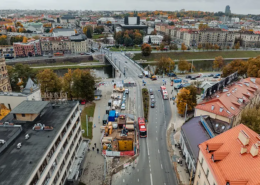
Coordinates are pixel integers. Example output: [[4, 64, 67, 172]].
[[109, 52, 178, 185]]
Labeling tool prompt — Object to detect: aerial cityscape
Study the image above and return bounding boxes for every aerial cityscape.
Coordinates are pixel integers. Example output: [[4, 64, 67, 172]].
[[1, 2, 260, 185]]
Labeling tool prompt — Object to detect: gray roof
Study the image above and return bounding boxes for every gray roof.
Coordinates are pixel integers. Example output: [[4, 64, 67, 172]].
[[70, 34, 87, 41], [0, 102, 78, 185], [181, 116, 211, 161], [22, 77, 39, 94], [61, 16, 75, 19], [53, 28, 75, 33], [11, 101, 49, 114]]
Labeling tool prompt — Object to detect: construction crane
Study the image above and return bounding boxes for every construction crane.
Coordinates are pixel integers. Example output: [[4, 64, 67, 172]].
[[0, 104, 10, 120]]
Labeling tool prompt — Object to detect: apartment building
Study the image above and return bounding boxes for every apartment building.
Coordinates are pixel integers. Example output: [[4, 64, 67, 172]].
[[195, 78, 260, 127], [70, 34, 90, 54], [194, 124, 260, 185], [13, 40, 42, 57], [40, 36, 71, 55], [235, 31, 260, 47], [52, 28, 76, 37], [0, 57, 11, 92], [0, 100, 82, 185]]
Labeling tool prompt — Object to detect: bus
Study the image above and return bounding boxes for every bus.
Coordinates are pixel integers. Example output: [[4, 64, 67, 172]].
[[138, 117, 147, 138], [54, 52, 64, 56], [160, 86, 168, 100]]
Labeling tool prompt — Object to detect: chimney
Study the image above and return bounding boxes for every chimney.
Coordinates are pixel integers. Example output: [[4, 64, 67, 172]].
[[211, 105, 214, 110], [238, 130, 250, 146], [250, 143, 259, 157], [240, 146, 247, 154]]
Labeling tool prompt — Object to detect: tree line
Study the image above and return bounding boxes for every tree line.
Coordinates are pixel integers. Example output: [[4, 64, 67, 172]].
[[7, 64, 95, 102], [115, 29, 145, 46]]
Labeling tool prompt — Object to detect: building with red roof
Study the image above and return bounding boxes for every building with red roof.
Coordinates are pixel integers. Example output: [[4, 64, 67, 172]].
[[195, 78, 260, 127], [194, 124, 260, 185]]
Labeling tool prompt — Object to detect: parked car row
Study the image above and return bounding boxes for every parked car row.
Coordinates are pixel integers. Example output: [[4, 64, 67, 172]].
[[186, 73, 221, 80]]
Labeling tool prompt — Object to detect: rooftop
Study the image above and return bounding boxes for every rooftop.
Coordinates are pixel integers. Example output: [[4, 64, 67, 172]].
[[40, 36, 70, 41], [0, 102, 78, 185], [181, 116, 230, 161], [200, 124, 260, 185], [196, 78, 260, 118], [53, 28, 75, 33], [11, 101, 49, 114]]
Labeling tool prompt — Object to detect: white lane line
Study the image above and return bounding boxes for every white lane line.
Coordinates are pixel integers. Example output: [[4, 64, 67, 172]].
[[164, 183, 166, 185], [156, 137, 158, 141], [156, 130, 157, 133], [161, 164, 163, 169], [123, 179, 125, 183], [138, 179, 139, 182], [137, 169, 139, 172], [158, 149, 160, 154], [150, 173, 153, 185]]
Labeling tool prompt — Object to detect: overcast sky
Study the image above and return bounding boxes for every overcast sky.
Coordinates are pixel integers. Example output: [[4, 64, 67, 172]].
[[1, 0, 259, 15]]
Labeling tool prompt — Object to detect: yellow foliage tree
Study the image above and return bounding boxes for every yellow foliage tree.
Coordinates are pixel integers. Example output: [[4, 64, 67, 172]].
[[176, 88, 190, 115], [83, 27, 87, 34], [213, 56, 224, 71], [181, 43, 187, 52], [22, 37, 28, 43]]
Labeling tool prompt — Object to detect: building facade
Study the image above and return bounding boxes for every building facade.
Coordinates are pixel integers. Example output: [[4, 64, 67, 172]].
[[13, 40, 42, 57], [143, 35, 163, 45], [52, 28, 76, 37], [41, 36, 71, 55], [0, 57, 11, 92]]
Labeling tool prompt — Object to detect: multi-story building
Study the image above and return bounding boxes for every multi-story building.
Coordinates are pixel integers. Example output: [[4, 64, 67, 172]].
[[13, 40, 42, 57], [194, 124, 260, 185], [0, 100, 83, 185], [195, 78, 260, 127], [235, 31, 260, 47], [143, 35, 163, 45], [52, 28, 76, 37], [0, 57, 11, 92], [70, 34, 90, 54], [40, 36, 71, 55], [60, 15, 77, 24]]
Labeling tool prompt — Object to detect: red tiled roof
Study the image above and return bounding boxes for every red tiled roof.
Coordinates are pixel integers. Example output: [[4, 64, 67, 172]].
[[196, 78, 260, 119], [200, 124, 260, 185]]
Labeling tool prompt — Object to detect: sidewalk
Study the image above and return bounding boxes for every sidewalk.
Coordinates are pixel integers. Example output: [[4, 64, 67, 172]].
[[80, 82, 113, 185], [165, 81, 190, 185]]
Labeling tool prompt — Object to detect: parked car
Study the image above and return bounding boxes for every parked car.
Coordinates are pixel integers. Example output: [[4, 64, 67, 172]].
[[125, 61, 127, 63], [213, 75, 220, 78], [208, 74, 214, 77], [151, 103, 155, 108], [121, 103, 126, 110], [186, 75, 192, 79], [151, 99, 155, 103], [149, 89, 153, 95], [125, 89, 129, 94], [168, 73, 177, 77], [190, 76, 197, 80], [138, 74, 143, 78], [150, 95, 155, 99], [215, 74, 221, 77]]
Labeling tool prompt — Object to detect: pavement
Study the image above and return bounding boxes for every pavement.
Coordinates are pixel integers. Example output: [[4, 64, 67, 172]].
[[30, 62, 106, 69]]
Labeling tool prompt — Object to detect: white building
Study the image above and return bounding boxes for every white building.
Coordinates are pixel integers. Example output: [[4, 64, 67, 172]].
[[52, 28, 76, 37], [143, 35, 163, 45], [70, 34, 90, 54], [98, 17, 116, 24]]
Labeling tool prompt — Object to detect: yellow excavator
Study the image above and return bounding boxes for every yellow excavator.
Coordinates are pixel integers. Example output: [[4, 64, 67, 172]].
[[0, 104, 10, 120]]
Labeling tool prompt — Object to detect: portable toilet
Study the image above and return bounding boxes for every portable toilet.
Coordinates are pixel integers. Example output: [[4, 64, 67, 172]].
[[108, 99, 112, 107]]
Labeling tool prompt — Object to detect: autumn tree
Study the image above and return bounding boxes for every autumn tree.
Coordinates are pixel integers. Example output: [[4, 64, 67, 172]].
[[213, 56, 224, 71], [241, 106, 260, 133], [0, 35, 8, 45], [222, 59, 248, 77], [197, 43, 202, 51], [176, 86, 197, 115], [178, 59, 189, 73], [37, 69, 62, 93], [150, 29, 157, 35], [79, 70, 95, 101], [141, 43, 152, 56], [32, 36, 40, 40], [162, 34, 171, 45], [198, 24, 209, 30], [22, 36, 28, 43], [83, 26, 87, 35], [16, 22, 23, 27], [156, 57, 175, 74], [214, 44, 219, 50], [235, 41, 240, 51], [226, 45, 230, 50], [107, 21, 112, 24], [247, 56, 260, 78], [205, 43, 210, 51], [160, 43, 165, 51], [181, 43, 187, 52], [63, 69, 74, 100]]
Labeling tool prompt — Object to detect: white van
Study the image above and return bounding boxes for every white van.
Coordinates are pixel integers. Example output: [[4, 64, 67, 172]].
[[121, 103, 126, 110], [125, 89, 129, 94]]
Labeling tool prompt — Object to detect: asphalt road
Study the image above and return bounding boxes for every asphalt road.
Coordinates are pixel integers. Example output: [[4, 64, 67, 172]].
[[110, 53, 178, 185]]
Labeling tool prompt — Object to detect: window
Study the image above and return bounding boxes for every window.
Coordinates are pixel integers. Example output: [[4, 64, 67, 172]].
[[201, 157, 204, 165], [198, 170, 201, 178], [206, 169, 209, 178], [21, 114, 25, 117]]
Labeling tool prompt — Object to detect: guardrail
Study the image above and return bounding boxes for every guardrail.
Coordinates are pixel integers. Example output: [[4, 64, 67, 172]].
[[121, 53, 144, 73]]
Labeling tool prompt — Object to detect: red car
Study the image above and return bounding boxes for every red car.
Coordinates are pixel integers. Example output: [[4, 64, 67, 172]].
[[80, 100, 86, 105]]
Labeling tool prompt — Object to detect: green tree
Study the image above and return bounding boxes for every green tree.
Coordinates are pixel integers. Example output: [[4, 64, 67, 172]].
[[86, 29, 92, 38], [160, 43, 165, 51], [79, 70, 95, 101], [222, 59, 248, 77], [178, 59, 189, 73], [141, 43, 152, 56], [213, 56, 224, 71], [124, 37, 133, 46], [45, 28, 50, 33], [37, 69, 62, 93], [148, 36, 151, 44], [156, 57, 175, 74], [150, 29, 157, 35], [181, 43, 187, 52]]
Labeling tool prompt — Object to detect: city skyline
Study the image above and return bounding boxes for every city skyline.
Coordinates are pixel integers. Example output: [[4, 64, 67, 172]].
[[0, 0, 260, 14]]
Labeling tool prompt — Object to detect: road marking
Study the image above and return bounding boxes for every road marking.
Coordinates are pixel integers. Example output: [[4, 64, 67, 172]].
[[161, 164, 163, 169], [137, 169, 139, 172], [149, 160, 150, 163], [158, 149, 160, 154], [156, 130, 157, 133], [156, 137, 158, 141], [150, 173, 153, 185], [164, 183, 166, 185], [138, 179, 139, 182], [123, 179, 125, 183]]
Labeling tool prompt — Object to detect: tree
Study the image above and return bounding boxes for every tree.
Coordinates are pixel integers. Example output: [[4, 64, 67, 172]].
[[107, 21, 112, 24], [197, 43, 202, 51], [86, 29, 92, 38], [159, 43, 165, 51], [37, 69, 62, 93], [0, 35, 8, 45], [94, 26, 104, 34], [63, 69, 74, 100], [156, 57, 175, 74], [198, 24, 209, 30], [178, 59, 189, 73], [22, 36, 28, 43], [32, 36, 40, 40], [150, 29, 157, 35], [45, 28, 50, 33], [241, 106, 260, 133], [181, 43, 187, 52], [162, 35, 171, 45], [247, 56, 260, 78], [141, 43, 152, 56], [213, 56, 224, 71], [222, 59, 248, 77], [205, 43, 210, 51], [83, 26, 87, 35], [16, 22, 23, 27], [79, 70, 95, 101], [168, 22, 175, 26], [172, 44, 178, 50], [214, 44, 219, 50], [148, 36, 151, 44], [176, 87, 197, 115], [235, 41, 240, 51], [186, 85, 197, 110], [86, 25, 93, 35], [124, 37, 133, 46]]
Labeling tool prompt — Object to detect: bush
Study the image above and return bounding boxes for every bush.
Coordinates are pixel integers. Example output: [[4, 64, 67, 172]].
[[142, 88, 149, 121]]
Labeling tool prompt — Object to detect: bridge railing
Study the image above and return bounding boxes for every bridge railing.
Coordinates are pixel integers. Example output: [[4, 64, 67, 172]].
[[121, 53, 144, 73]]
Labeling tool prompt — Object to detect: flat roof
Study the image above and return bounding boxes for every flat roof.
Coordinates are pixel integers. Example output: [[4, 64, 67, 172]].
[[11, 101, 50, 114], [0, 102, 78, 185]]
